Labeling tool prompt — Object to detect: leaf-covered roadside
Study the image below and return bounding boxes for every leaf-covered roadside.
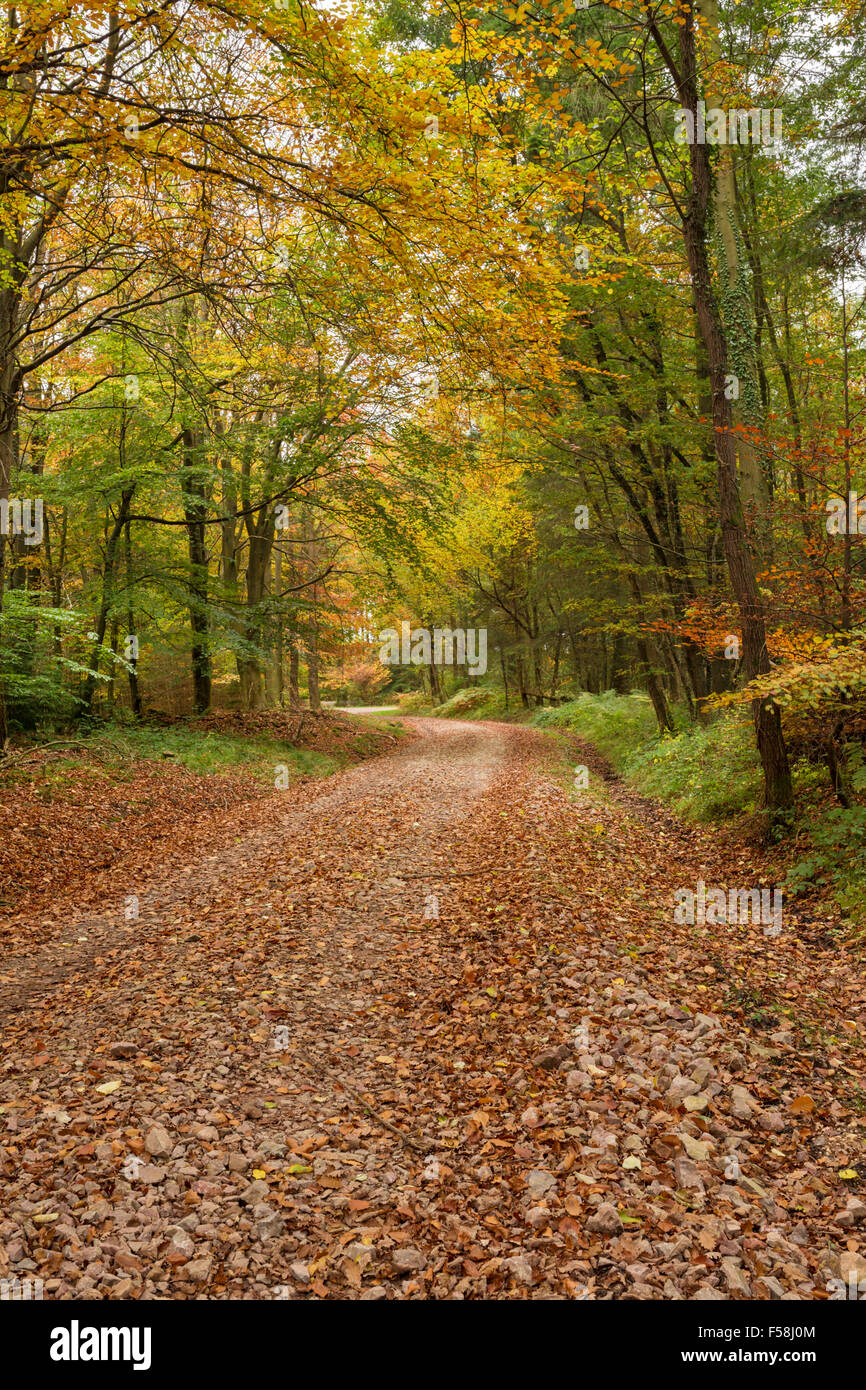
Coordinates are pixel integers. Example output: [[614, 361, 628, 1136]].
[[0, 713, 406, 939]]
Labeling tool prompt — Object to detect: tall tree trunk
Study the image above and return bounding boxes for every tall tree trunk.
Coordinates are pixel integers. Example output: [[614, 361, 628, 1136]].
[[676, 4, 793, 829], [181, 426, 212, 714], [697, 0, 772, 559], [0, 220, 26, 750]]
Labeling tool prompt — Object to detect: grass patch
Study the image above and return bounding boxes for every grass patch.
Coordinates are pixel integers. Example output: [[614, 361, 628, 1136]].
[[533, 690, 660, 766], [431, 685, 512, 720], [97, 724, 339, 781], [533, 690, 865, 929], [1, 723, 339, 788], [533, 691, 767, 820], [624, 712, 764, 820]]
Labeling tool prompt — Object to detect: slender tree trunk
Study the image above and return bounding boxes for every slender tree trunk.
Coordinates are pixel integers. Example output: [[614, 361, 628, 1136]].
[[43, 503, 67, 665], [611, 632, 629, 694], [288, 637, 300, 709], [239, 526, 273, 710], [515, 651, 530, 708], [302, 509, 322, 712], [841, 279, 852, 633], [0, 387, 18, 749], [742, 164, 813, 547], [180, 427, 212, 714], [550, 629, 562, 700], [107, 617, 120, 706], [307, 622, 321, 712], [428, 653, 442, 703], [627, 576, 674, 734], [531, 640, 544, 707], [274, 545, 284, 708], [81, 487, 135, 711], [124, 517, 142, 717]]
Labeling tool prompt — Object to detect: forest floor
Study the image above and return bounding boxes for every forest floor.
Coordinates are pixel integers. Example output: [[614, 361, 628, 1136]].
[[1, 718, 864, 1300]]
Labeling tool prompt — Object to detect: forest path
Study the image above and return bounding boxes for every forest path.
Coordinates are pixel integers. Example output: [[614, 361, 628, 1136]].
[[0, 719, 862, 1300]]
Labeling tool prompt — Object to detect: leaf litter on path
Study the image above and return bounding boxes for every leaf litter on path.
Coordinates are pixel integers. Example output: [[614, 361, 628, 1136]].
[[0, 718, 862, 1300]]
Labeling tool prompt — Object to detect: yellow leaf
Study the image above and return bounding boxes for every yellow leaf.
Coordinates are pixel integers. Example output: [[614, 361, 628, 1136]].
[[252, 1169, 267, 1179], [95, 1079, 121, 1095]]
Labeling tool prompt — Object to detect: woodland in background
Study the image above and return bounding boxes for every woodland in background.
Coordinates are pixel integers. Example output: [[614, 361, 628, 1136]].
[[1, 0, 865, 838]]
